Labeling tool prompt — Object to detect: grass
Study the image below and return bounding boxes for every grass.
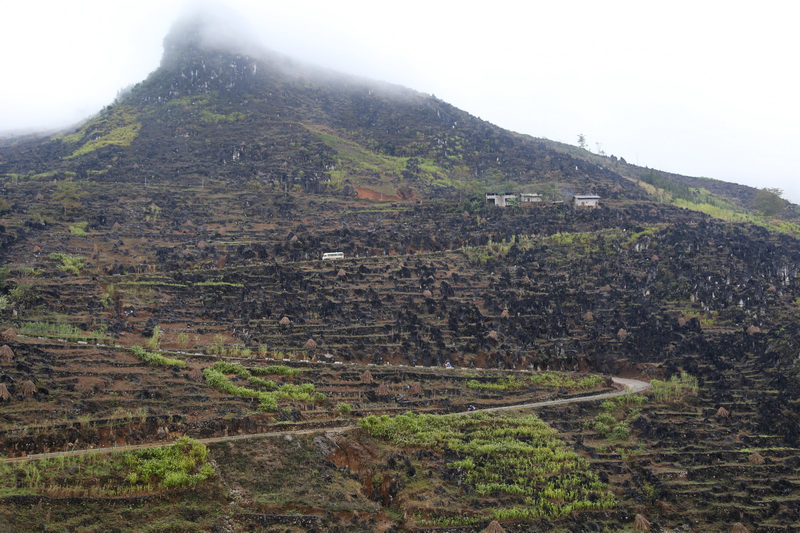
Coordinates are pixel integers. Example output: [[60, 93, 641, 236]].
[[48, 252, 86, 275], [68, 221, 88, 237], [466, 371, 605, 391], [360, 411, 616, 523], [19, 320, 109, 343], [311, 128, 457, 193], [203, 361, 321, 412], [651, 372, 699, 402], [590, 393, 647, 442], [0, 437, 214, 498], [129, 345, 186, 368], [61, 106, 142, 158]]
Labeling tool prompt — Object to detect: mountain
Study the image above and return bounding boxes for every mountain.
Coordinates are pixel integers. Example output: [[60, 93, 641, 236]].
[[4, 13, 794, 216], [0, 14, 676, 203], [0, 11, 799, 533]]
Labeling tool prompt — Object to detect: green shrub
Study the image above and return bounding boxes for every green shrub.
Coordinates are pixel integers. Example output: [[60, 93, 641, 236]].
[[48, 253, 86, 275], [129, 345, 185, 368], [145, 325, 162, 351], [651, 372, 698, 402], [124, 437, 214, 489], [68, 222, 88, 237], [360, 411, 616, 522], [202, 362, 321, 412], [610, 422, 630, 440]]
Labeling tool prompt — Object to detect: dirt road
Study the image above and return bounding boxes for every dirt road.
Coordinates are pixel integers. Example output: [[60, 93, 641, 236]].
[[3, 376, 650, 463]]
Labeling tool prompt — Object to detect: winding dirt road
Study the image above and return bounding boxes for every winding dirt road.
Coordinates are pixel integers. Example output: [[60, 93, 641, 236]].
[[3, 376, 650, 463]]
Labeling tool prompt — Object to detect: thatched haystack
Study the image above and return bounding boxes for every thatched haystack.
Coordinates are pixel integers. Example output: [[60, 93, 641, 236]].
[[730, 523, 750, 533], [279, 316, 291, 326], [746, 325, 761, 335], [375, 383, 390, 397], [500, 308, 510, 319], [0, 383, 10, 401], [748, 452, 765, 465], [303, 338, 318, 350], [0, 345, 14, 362], [717, 406, 731, 419], [360, 370, 374, 383], [486, 330, 499, 341], [634, 514, 651, 531], [482, 520, 506, 533], [1, 328, 17, 342], [422, 289, 433, 299], [188, 366, 203, 381], [336, 268, 347, 278], [409, 382, 423, 396], [617, 328, 629, 340], [20, 380, 37, 397]]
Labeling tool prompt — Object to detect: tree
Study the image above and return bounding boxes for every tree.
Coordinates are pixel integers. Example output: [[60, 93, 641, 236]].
[[577, 134, 587, 150], [51, 181, 86, 217], [753, 187, 784, 217]]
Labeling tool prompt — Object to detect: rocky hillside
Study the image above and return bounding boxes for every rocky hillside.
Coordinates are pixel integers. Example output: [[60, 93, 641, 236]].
[[1, 14, 657, 203], [0, 10, 799, 533]]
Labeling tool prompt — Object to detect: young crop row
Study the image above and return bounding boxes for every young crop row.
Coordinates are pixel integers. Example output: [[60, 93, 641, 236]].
[[466, 372, 605, 392], [129, 345, 186, 368], [203, 361, 322, 411], [0, 437, 214, 498], [650, 372, 698, 402], [360, 411, 615, 523], [19, 320, 110, 344]]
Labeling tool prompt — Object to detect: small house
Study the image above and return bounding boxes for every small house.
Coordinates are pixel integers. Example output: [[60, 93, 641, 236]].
[[486, 193, 517, 208], [520, 193, 543, 205], [573, 195, 601, 208]]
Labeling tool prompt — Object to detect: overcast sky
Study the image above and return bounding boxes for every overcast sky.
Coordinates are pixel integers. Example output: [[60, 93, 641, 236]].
[[2, 0, 798, 203]]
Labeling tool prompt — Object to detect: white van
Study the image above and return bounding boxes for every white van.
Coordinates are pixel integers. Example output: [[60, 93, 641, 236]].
[[322, 252, 344, 260]]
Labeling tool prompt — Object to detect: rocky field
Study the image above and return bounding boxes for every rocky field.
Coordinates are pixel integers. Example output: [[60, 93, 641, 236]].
[[0, 179, 798, 531]]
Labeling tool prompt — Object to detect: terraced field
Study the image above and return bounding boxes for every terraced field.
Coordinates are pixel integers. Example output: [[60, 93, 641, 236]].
[[1, 185, 799, 530]]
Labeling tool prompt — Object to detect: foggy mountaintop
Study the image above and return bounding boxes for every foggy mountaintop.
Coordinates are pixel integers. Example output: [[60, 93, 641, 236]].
[[0, 1, 797, 203]]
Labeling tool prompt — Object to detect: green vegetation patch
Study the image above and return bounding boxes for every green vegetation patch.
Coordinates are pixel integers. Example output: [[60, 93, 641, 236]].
[[0, 437, 214, 498], [360, 411, 615, 524], [165, 92, 247, 123], [466, 371, 605, 391], [117, 280, 188, 288], [203, 361, 321, 412], [591, 393, 647, 441], [124, 436, 215, 488], [198, 110, 247, 123], [651, 372, 698, 403], [311, 128, 454, 191], [19, 320, 109, 343], [60, 105, 141, 158], [68, 221, 88, 237], [130, 345, 186, 368], [195, 280, 244, 288], [48, 252, 86, 275]]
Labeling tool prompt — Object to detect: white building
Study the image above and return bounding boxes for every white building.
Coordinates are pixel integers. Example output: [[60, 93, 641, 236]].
[[485, 193, 517, 207], [573, 195, 601, 208], [520, 193, 543, 204]]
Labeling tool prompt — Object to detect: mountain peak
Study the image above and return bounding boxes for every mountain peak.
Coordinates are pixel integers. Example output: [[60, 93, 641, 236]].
[[161, 3, 266, 68]]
